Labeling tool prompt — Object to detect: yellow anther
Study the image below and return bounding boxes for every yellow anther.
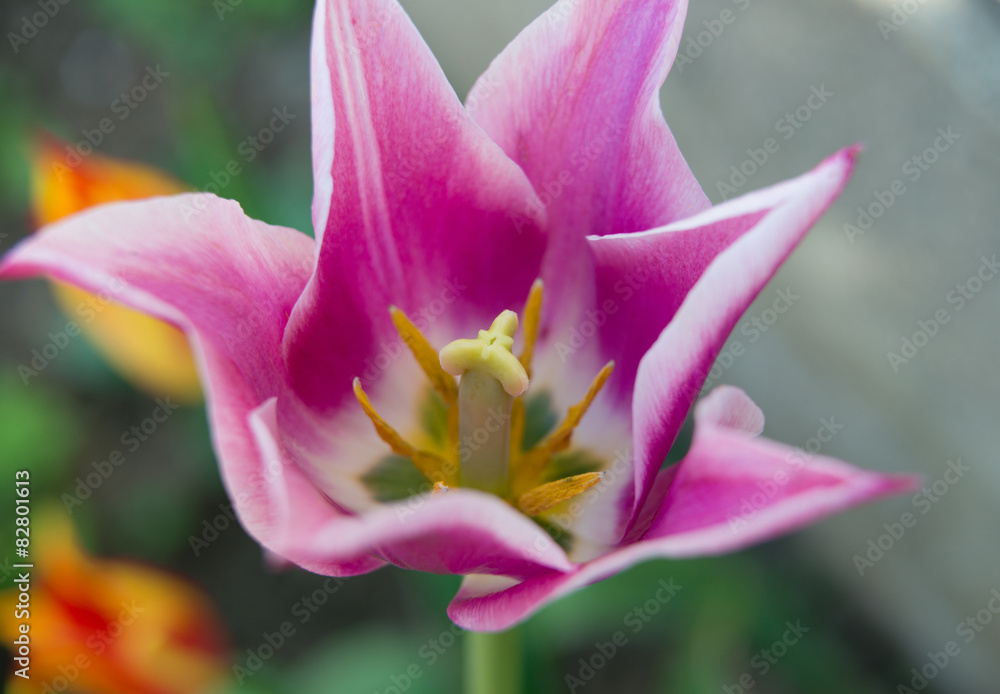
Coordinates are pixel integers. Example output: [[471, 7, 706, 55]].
[[390, 307, 458, 405], [519, 279, 543, 380], [352, 378, 458, 486], [432, 481, 450, 494], [518, 472, 605, 516], [439, 310, 529, 397], [511, 361, 614, 495]]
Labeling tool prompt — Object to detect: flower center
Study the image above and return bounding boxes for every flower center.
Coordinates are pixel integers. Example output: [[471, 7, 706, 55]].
[[352, 280, 614, 517]]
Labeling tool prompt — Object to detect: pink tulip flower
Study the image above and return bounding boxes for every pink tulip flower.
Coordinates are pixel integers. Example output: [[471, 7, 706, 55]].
[[1, 0, 916, 631]]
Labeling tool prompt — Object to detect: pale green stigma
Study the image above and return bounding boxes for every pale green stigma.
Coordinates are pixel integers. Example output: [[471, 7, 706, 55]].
[[439, 310, 529, 398]]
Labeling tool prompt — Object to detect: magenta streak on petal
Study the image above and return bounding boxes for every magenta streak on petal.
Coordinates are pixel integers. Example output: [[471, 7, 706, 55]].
[[587, 208, 769, 408], [466, 0, 709, 346], [629, 146, 862, 520], [287, 0, 548, 424]]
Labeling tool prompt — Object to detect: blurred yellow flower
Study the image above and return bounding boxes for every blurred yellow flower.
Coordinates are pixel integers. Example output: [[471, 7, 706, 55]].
[[30, 135, 201, 403], [0, 509, 229, 694]]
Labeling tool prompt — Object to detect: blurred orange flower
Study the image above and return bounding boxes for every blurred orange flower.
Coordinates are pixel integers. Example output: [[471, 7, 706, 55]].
[[0, 510, 229, 694], [30, 135, 201, 403]]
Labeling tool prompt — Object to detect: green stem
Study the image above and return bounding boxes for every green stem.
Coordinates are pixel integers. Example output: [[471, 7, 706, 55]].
[[464, 628, 523, 694]]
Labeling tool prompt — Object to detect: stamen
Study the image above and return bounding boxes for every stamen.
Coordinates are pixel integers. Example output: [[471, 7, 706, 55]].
[[518, 279, 544, 380], [389, 307, 458, 405], [511, 361, 614, 495], [352, 378, 457, 486], [518, 472, 604, 516]]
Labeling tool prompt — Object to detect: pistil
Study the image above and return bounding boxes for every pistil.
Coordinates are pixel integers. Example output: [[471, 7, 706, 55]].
[[439, 310, 528, 496]]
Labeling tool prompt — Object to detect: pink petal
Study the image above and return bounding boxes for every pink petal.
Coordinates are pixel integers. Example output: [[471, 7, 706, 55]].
[[248, 399, 385, 575], [587, 205, 771, 406], [265, 458, 576, 578], [291, 0, 548, 420], [0, 194, 318, 553], [466, 0, 709, 340], [630, 146, 861, 514], [692, 384, 765, 438], [467, 0, 708, 238], [639, 429, 918, 554], [450, 388, 915, 631]]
